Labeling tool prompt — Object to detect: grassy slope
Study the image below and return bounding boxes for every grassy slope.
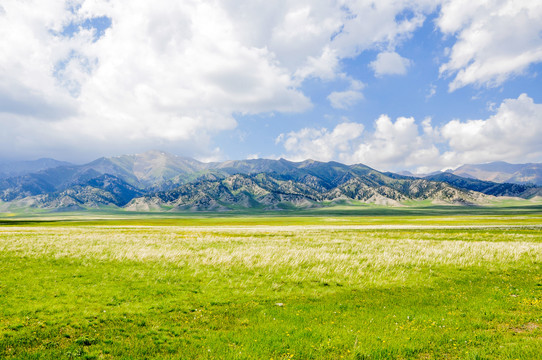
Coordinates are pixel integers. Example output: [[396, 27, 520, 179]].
[[0, 208, 541, 359]]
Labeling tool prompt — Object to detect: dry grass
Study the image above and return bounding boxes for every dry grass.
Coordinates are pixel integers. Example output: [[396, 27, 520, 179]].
[[2, 225, 540, 286]]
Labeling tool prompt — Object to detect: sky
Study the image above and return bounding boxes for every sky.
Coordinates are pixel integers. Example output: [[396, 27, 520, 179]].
[[0, 0, 541, 173]]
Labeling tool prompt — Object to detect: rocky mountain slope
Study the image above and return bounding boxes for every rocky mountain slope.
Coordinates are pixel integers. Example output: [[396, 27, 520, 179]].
[[126, 172, 486, 211]]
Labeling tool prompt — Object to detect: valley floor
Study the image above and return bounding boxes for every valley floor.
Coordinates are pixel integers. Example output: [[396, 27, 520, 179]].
[[0, 210, 541, 359]]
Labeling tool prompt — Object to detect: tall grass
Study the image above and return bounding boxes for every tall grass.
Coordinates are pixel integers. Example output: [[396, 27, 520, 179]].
[[2, 226, 540, 279]]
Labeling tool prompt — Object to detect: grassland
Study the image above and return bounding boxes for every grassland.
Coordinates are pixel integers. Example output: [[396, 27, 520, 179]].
[[1, 206, 541, 359]]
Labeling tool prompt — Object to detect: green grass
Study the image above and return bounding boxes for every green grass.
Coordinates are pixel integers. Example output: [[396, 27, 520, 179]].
[[1, 200, 542, 227], [0, 214, 541, 359]]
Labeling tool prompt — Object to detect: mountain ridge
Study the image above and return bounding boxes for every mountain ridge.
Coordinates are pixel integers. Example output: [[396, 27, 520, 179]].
[[0, 151, 540, 211], [0, 158, 73, 179]]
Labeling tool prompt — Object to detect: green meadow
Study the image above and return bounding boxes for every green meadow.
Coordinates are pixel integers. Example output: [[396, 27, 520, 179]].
[[1, 204, 541, 359]]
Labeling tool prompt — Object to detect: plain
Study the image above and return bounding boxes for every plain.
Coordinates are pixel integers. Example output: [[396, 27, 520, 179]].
[[0, 204, 541, 359]]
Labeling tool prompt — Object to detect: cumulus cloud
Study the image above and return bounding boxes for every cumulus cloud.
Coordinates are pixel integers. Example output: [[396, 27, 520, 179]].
[[369, 51, 412, 77], [349, 115, 440, 171], [278, 94, 542, 172], [438, 0, 542, 91], [0, 0, 439, 161], [276, 122, 364, 162], [2, 0, 540, 162], [440, 93, 542, 164]]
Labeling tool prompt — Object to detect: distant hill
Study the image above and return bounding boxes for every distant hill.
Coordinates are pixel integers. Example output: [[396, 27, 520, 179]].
[[424, 172, 542, 198], [0, 158, 72, 179], [451, 161, 542, 186], [1, 151, 540, 211]]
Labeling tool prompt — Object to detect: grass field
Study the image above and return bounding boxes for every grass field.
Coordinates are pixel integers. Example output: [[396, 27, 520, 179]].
[[1, 207, 541, 359]]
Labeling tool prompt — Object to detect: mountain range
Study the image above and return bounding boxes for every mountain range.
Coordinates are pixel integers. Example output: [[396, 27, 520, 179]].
[[0, 150, 540, 211]]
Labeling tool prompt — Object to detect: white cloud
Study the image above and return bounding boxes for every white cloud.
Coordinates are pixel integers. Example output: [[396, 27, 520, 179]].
[[277, 114, 441, 172], [277, 122, 364, 162], [438, 0, 542, 91], [327, 90, 364, 109], [327, 79, 365, 109], [369, 51, 412, 77], [440, 93, 542, 164], [0, 1, 80, 119], [426, 84, 437, 99], [293, 0, 436, 80], [329, 1, 436, 58], [0, 0, 438, 161], [350, 115, 440, 170], [3, 0, 540, 162], [278, 94, 542, 172]]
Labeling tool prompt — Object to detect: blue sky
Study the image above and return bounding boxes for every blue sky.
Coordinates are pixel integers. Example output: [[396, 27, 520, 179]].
[[1, 1, 541, 172]]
